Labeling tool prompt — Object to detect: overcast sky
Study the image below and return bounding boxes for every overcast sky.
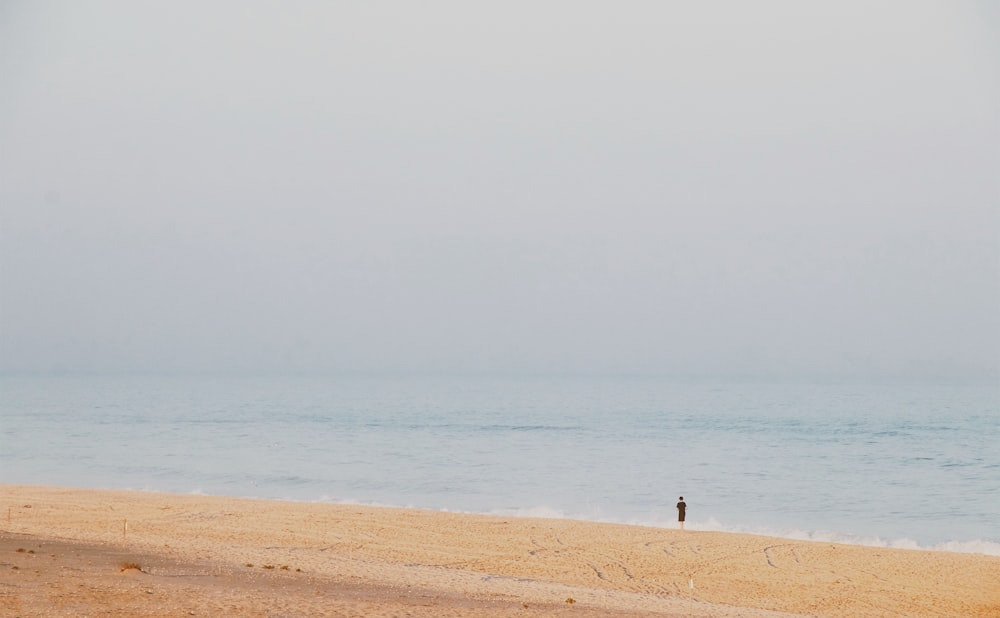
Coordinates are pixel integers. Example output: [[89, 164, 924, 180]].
[[1, 1, 997, 378]]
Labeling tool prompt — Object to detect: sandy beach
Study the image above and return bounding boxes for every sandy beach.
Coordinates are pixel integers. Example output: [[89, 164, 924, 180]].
[[1, 485, 997, 617]]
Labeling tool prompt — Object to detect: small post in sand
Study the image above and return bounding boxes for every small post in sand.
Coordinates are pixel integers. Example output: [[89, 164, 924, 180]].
[[122, 518, 127, 541]]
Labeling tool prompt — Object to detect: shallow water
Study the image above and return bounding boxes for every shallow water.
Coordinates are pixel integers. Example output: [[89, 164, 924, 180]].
[[1, 374, 997, 554]]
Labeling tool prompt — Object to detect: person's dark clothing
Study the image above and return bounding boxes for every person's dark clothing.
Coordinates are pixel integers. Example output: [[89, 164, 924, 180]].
[[676, 500, 686, 522]]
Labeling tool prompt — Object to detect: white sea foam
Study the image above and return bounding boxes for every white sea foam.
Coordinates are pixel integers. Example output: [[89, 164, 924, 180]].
[[929, 539, 1000, 556], [489, 506, 573, 520], [488, 510, 1000, 556], [653, 517, 1000, 556], [765, 529, 1000, 556]]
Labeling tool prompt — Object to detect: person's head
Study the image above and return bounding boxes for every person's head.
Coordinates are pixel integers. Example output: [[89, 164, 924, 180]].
[[679, 496, 683, 501]]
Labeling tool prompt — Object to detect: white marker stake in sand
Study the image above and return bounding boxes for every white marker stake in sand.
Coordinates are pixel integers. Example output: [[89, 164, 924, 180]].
[[689, 578, 694, 589]]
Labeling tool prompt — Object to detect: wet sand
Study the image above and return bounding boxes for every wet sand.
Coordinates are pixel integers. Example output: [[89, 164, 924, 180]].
[[2, 485, 998, 617]]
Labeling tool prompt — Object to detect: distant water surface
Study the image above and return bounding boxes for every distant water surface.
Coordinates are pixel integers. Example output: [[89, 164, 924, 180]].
[[1, 374, 997, 554]]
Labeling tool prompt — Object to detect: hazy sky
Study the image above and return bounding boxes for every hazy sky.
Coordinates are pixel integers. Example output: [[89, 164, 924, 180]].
[[1, 1, 998, 378]]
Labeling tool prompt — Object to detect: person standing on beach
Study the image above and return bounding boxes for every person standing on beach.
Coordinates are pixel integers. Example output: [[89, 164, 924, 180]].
[[676, 496, 686, 530]]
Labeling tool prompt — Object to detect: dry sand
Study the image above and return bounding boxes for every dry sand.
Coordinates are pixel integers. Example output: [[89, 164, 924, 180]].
[[1, 485, 997, 617]]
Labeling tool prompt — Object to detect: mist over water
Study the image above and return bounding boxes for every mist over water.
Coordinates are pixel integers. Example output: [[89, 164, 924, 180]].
[[3, 374, 996, 555]]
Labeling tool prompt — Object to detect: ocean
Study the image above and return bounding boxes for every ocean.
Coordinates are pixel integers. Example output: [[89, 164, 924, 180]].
[[1, 374, 997, 555]]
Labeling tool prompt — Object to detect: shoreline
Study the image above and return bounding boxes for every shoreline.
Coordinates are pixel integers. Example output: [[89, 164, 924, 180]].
[[12, 481, 998, 557], [3, 484, 999, 617]]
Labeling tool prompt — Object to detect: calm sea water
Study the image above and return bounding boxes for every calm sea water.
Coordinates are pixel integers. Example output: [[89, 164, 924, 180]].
[[1, 374, 997, 554]]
